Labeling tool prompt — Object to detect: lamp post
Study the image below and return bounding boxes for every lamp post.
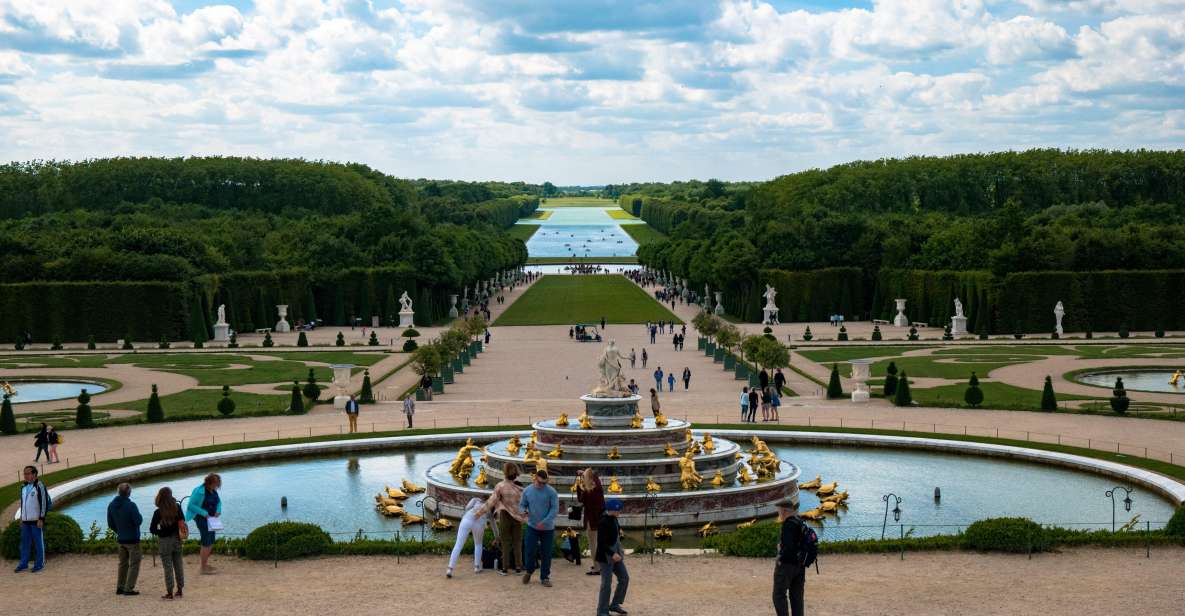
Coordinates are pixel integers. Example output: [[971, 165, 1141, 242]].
[[644, 492, 659, 564], [881, 493, 902, 540], [1104, 486, 1134, 532]]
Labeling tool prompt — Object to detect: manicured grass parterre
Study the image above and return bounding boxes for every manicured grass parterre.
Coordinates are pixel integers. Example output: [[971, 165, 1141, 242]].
[[798, 346, 928, 363], [98, 388, 289, 420], [538, 196, 616, 207], [908, 381, 1097, 410], [621, 224, 667, 245], [494, 274, 681, 326], [509, 224, 540, 242], [105, 351, 381, 386], [524, 210, 553, 220], [605, 209, 639, 220]]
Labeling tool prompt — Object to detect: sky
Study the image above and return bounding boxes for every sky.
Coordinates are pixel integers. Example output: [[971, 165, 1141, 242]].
[[0, 1, 1183, 184]]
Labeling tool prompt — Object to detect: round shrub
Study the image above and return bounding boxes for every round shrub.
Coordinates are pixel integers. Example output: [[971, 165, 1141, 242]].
[[964, 517, 1049, 553], [243, 521, 332, 561], [1165, 506, 1185, 538], [402, 339, 418, 352], [2, 513, 83, 560], [403, 328, 421, 338]]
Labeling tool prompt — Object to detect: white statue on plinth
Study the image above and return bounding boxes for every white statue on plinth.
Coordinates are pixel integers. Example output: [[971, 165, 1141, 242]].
[[762, 284, 780, 325], [399, 291, 413, 312], [216, 304, 227, 325], [592, 340, 629, 397], [954, 298, 964, 318], [398, 290, 415, 327], [213, 304, 230, 341], [1054, 301, 1065, 336], [950, 298, 967, 336]]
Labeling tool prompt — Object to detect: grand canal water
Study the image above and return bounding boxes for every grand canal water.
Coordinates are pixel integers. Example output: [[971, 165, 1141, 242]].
[[520, 207, 642, 258]]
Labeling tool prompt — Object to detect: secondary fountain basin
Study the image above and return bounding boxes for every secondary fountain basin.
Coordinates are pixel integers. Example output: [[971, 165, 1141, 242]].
[[2, 380, 108, 403], [1075, 369, 1185, 394]]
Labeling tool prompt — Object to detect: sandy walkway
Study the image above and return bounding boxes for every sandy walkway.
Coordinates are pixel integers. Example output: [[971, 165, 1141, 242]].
[[0, 548, 1178, 615]]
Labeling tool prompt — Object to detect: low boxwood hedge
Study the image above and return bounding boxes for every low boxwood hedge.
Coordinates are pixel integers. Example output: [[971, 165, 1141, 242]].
[[244, 521, 332, 561], [964, 517, 1050, 553], [1, 513, 83, 560], [1166, 505, 1185, 538]]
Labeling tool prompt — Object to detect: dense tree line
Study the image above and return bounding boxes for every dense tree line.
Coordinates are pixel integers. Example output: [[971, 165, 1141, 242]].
[[631, 149, 1185, 330], [0, 157, 535, 340]]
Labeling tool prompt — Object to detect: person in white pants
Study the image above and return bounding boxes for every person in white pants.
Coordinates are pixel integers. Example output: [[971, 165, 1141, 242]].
[[447, 497, 491, 578]]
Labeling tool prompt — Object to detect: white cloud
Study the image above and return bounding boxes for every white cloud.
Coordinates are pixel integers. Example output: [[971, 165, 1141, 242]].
[[0, 0, 1180, 183]]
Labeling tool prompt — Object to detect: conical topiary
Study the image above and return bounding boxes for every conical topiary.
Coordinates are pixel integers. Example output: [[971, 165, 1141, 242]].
[[217, 385, 236, 416], [297, 331, 309, 347], [1040, 376, 1057, 411], [303, 368, 321, 402], [964, 372, 984, 407], [146, 384, 164, 423], [0, 394, 16, 435], [122, 335, 134, 350], [871, 325, 882, 341], [837, 325, 848, 342], [359, 370, 375, 404], [908, 326, 918, 341], [1110, 377, 1130, 414], [87, 335, 96, 350], [336, 332, 345, 347], [893, 371, 912, 406], [228, 331, 239, 348], [883, 361, 899, 398], [262, 331, 274, 348], [942, 325, 953, 341], [159, 336, 171, 349], [76, 388, 94, 427], [802, 326, 813, 341], [289, 381, 305, 414], [368, 331, 380, 346], [826, 364, 844, 399]]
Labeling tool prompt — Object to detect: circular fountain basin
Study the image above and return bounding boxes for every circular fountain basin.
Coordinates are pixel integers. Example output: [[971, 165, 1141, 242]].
[[1075, 369, 1185, 394], [3, 380, 108, 403]]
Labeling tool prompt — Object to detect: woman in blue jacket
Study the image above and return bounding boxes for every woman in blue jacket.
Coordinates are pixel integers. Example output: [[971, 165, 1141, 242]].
[[185, 473, 222, 575]]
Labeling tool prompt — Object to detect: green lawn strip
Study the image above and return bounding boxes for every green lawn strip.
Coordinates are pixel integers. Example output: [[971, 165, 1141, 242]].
[[525, 256, 639, 264], [909, 381, 1097, 411], [867, 355, 1035, 380], [1072, 345, 1185, 359], [620, 224, 667, 245], [788, 364, 826, 389], [524, 210, 553, 220], [98, 387, 289, 420], [798, 346, 928, 363], [930, 345, 1079, 356], [605, 209, 638, 220], [106, 353, 336, 386], [0, 355, 114, 369], [254, 351, 386, 366], [508, 224, 540, 242], [494, 275, 681, 326], [538, 197, 616, 207], [0, 426, 527, 513]]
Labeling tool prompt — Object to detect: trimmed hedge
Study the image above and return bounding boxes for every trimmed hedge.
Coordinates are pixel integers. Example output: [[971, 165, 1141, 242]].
[[1, 513, 84, 560], [243, 521, 332, 561], [964, 517, 1050, 553], [1166, 506, 1185, 538]]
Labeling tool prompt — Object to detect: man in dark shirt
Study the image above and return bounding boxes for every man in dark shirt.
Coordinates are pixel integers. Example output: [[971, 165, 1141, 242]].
[[773, 498, 806, 616], [774, 369, 786, 393], [595, 499, 628, 616], [747, 388, 759, 423]]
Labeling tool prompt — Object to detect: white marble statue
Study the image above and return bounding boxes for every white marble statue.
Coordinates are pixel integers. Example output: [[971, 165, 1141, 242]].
[[1054, 301, 1065, 336], [593, 340, 628, 397], [215, 304, 227, 325], [399, 291, 413, 312], [954, 298, 964, 318], [763, 285, 778, 310]]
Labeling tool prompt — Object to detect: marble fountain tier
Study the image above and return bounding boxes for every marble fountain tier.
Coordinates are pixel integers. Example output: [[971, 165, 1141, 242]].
[[425, 345, 798, 528]]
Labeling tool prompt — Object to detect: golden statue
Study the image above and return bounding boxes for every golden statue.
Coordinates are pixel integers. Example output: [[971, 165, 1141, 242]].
[[431, 518, 454, 530], [654, 526, 673, 540], [379, 504, 404, 516], [474, 466, 489, 487], [579, 413, 593, 430], [607, 477, 624, 494], [534, 457, 549, 474], [710, 470, 725, 488], [737, 466, 753, 484], [0, 382, 14, 397], [734, 452, 744, 461], [630, 412, 643, 429], [798, 474, 821, 490], [455, 457, 475, 480], [402, 479, 425, 494], [530, 430, 538, 444], [701, 433, 715, 453], [506, 435, 522, 457], [401, 512, 425, 525], [646, 477, 661, 493], [800, 508, 824, 521], [678, 449, 703, 490], [685, 428, 693, 442], [749, 435, 772, 456], [523, 440, 539, 460], [448, 438, 482, 476], [737, 518, 757, 529], [686, 439, 701, 456], [384, 486, 408, 500], [546, 444, 564, 459], [820, 500, 839, 513], [696, 522, 718, 537], [815, 481, 838, 496], [654, 410, 668, 427], [556, 413, 569, 427], [607, 446, 621, 460], [663, 443, 678, 457]]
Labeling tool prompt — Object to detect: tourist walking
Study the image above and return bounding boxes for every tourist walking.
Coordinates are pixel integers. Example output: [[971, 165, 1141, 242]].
[[403, 394, 415, 429], [150, 487, 185, 599], [740, 387, 750, 421], [682, 367, 691, 390], [759, 369, 770, 391], [494, 463, 526, 575], [627, 379, 639, 395], [446, 497, 490, 578], [15, 466, 48, 573], [772, 498, 811, 616], [667, 372, 675, 392], [595, 498, 629, 616], [601, 316, 606, 330], [774, 369, 786, 394], [629, 349, 636, 368], [485, 329, 491, 345], [33, 423, 50, 463], [761, 386, 772, 421], [747, 388, 759, 423], [520, 469, 559, 587], [576, 469, 605, 576], [345, 394, 360, 433], [641, 348, 648, 368], [185, 473, 222, 575], [107, 482, 143, 596], [47, 426, 60, 463], [771, 388, 781, 421], [653, 367, 663, 390], [649, 325, 656, 344], [649, 388, 660, 417]]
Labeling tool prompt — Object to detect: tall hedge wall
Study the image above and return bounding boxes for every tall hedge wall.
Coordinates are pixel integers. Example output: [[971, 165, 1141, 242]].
[[0, 281, 193, 343], [759, 268, 866, 323], [995, 270, 1185, 333], [873, 270, 996, 333]]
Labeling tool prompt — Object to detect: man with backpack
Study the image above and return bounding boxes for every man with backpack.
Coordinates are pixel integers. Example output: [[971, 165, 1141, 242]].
[[15, 466, 49, 573], [773, 497, 815, 616]]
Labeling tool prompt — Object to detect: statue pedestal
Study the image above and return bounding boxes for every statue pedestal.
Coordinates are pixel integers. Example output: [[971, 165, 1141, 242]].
[[213, 323, 230, 342], [763, 308, 779, 325], [849, 359, 871, 403], [448, 306, 459, 318], [951, 315, 967, 337], [399, 310, 415, 328]]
